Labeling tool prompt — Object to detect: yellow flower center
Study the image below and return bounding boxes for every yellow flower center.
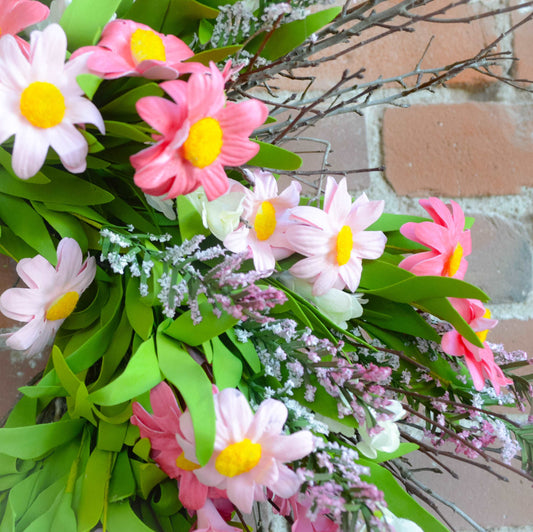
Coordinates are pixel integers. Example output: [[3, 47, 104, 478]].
[[182, 117, 223, 168], [444, 242, 463, 277], [19, 81, 65, 129], [254, 201, 277, 241], [130, 28, 166, 64], [46, 291, 79, 321], [215, 438, 262, 478], [336, 225, 353, 266], [175, 452, 200, 471], [476, 308, 491, 343]]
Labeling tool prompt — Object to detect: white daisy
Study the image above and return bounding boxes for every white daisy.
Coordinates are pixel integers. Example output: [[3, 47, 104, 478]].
[[0, 23, 104, 179]]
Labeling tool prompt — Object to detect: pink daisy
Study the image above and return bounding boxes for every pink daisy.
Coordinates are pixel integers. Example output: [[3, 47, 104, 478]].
[[224, 169, 301, 272], [0, 0, 49, 54], [194, 499, 241, 532], [130, 63, 268, 201], [0, 238, 96, 356], [178, 388, 314, 515], [399, 197, 472, 279], [0, 23, 105, 179], [131, 382, 223, 511], [441, 298, 513, 394], [286, 177, 386, 296], [274, 494, 339, 532], [76, 19, 203, 80]]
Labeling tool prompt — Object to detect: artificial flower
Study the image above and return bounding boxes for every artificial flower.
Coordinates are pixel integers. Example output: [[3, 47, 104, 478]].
[[356, 400, 405, 459], [0, 238, 95, 356], [145, 193, 177, 221], [131, 62, 268, 201], [0, 0, 49, 52], [131, 382, 220, 511], [278, 271, 364, 328], [77, 19, 203, 80], [188, 180, 247, 240], [287, 177, 386, 296], [0, 23, 105, 179], [357, 506, 423, 532], [441, 298, 513, 394], [399, 197, 472, 279], [194, 499, 241, 532], [224, 170, 301, 271], [178, 388, 314, 515]]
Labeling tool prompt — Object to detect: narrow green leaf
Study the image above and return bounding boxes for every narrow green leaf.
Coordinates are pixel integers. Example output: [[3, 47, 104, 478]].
[[0, 195, 56, 263], [165, 301, 238, 346], [125, 276, 154, 340], [212, 336, 243, 389], [104, 121, 154, 143], [76, 74, 102, 99], [60, 0, 122, 49], [107, 500, 155, 531], [186, 45, 242, 66], [122, 0, 170, 31], [162, 0, 219, 35], [89, 337, 162, 406], [198, 18, 214, 44], [0, 420, 84, 459], [97, 421, 128, 452], [109, 452, 136, 503], [176, 195, 209, 241], [100, 83, 164, 119], [157, 327, 215, 465], [247, 140, 302, 171], [77, 449, 113, 532], [225, 329, 261, 373]]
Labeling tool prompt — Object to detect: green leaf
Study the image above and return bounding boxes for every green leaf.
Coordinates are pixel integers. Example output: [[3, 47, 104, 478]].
[[162, 0, 219, 35], [107, 500, 155, 531], [77, 449, 113, 532], [0, 146, 50, 183], [225, 329, 261, 373], [60, 0, 122, 49], [247, 140, 302, 171], [359, 459, 449, 532], [211, 336, 243, 389], [89, 337, 162, 406], [157, 327, 215, 465], [31, 201, 89, 254], [198, 19, 214, 44], [122, 0, 170, 31], [125, 276, 154, 340], [130, 460, 167, 499], [100, 83, 164, 120], [0, 195, 56, 263], [186, 45, 242, 66], [368, 213, 426, 232], [97, 422, 129, 452], [372, 442, 419, 463], [165, 301, 238, 346], [0, 167, 114, 205], [109, 451, 136, 503], [250, 7, 341, 60], [0, 420, 84, 459], [104, 120, 154, 143], [76, 74, 102, 99], [0, 224, 40, 261], [176, 195, 209, 241]]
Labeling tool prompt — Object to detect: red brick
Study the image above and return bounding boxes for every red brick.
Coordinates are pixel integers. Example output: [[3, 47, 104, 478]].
[[275, 0, 500, 93], [512, 2, 533, 83], [382, 102, 533, 196]]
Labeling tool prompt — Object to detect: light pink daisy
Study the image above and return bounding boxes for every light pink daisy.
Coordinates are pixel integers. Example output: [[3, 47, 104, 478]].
[[178, 388, 314, 515], [286, 177, 386, 296], [0, 23, 105, 179], [0, 238, 96, 356], [130, 63, 268, 201], [441, 298, 512, 394], [0, 0, 49, 54], [398, 197, 472, 279], [131, 382, 223, 511], [76, 19, 204, 80], [273, 494, 339, 532], [224, 170, 301, 272], [194, 499, 241, 532]]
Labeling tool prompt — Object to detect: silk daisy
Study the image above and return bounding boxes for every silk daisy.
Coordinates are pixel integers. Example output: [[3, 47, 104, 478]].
[[0, 238, 96, 356], [287, 177, 386, 296], [131, 63, 268, 201], [223, 170, 301, 272], [0, 23, 105, 179], [178, 388, 314, 515], [77, 19, 203, 80], [441, 298, 513, 394], [398, 197, 472, 279]]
